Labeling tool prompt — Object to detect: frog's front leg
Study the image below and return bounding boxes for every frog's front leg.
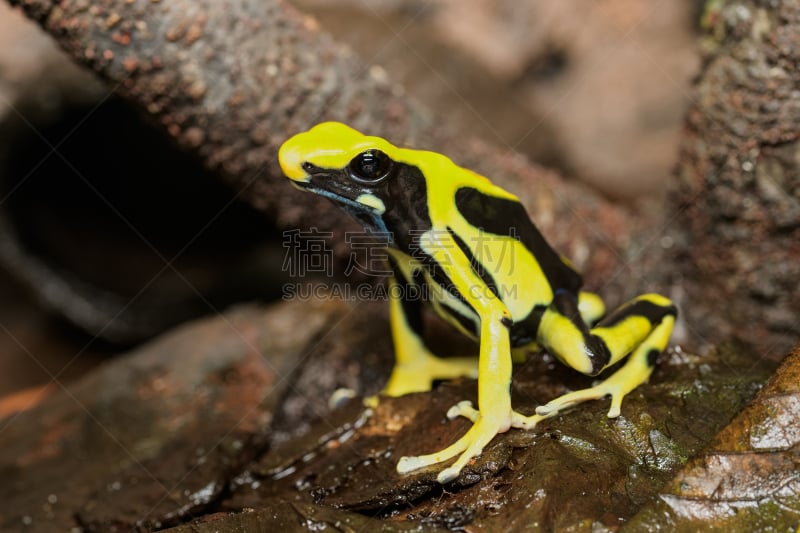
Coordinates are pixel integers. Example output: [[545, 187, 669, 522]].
[[383, 270, 477, 397], [397, 303, 517, 483], [535, 291, 677, 419], [396, 232, 527, 483]]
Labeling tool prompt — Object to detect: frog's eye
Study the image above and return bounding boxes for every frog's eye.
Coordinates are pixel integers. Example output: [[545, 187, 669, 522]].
[[348, 149, 393, 184]]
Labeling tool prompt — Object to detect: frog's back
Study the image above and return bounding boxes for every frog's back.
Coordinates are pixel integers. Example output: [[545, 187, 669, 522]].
[[385, 149, 584, 344], [451, 186, 583, 296], [400, 148, 583, 297]]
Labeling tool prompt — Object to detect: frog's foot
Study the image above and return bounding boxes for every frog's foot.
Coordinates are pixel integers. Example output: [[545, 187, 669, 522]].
[[383, 354, 478, 397], [397, 402, 546, 483], [536, 345, 656, 419], [397, 407, 510, 483], [446, 400, 480, 421], [535, 374, 638, 419]]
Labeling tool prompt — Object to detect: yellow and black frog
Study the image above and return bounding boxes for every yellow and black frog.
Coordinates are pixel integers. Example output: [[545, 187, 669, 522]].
[[278, 122, 676, 484]]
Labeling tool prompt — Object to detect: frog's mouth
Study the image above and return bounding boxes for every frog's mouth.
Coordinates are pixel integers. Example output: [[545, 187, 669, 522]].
[[292, 181, 391, 237]]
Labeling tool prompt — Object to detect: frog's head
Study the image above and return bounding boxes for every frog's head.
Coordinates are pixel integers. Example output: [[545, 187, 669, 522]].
[[279, 122, 412, 234]]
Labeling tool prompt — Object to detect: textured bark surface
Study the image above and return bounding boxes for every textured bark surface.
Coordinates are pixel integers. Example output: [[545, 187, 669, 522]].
[[5, 0, 435, 246], [668, 0, 800, 357]]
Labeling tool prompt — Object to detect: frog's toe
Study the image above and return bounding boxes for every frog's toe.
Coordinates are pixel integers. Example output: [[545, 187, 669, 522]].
[[446, 400, 479, 421], [535, 388, 602, 417], [363, 394, 380, 409], [606, 392, 624, 418], [510, 410, 546, 430], [329, 387, 358, 409], [535, 382, 626, 419], [535, 400, 569, 417], [434, 419, 506, 483], [396, 437, 469, 475], [437, 459, 469, 484]]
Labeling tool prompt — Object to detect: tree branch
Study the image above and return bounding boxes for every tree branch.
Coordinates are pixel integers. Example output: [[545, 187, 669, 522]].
[[667, 0, 800, 356], [5, 0, 639, 295]]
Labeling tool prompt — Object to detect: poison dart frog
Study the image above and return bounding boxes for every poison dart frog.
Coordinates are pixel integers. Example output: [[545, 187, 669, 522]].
[[278, 122, 677, 484]]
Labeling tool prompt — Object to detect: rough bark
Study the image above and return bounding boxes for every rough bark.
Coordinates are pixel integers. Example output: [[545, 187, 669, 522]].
[[666, 0, 800, 356], [7, 0, 431, 232], [4, 0, 637, 286]]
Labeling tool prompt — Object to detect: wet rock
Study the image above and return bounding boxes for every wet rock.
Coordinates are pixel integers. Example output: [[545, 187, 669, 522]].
[[626, 345, 800, 532], [221, 341, 774, 531], [0, 299, 346, 532], [0, 294, 783, 531]]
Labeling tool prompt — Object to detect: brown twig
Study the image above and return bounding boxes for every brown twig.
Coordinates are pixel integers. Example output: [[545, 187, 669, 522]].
[[5, 0, 636, 272]]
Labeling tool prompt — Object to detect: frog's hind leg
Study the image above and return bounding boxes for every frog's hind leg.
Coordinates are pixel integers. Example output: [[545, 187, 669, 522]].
[[510, 291, 605, 365], [577, 290, 605, 325], [382, 272, 477, 397], [532, 292, 676, 420]]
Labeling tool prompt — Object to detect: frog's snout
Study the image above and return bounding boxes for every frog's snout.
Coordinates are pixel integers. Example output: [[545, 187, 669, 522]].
[[278, 139, 310, 182]]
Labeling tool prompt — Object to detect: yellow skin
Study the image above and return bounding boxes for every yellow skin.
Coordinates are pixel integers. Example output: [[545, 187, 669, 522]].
[[279, 122, 677, 484]]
